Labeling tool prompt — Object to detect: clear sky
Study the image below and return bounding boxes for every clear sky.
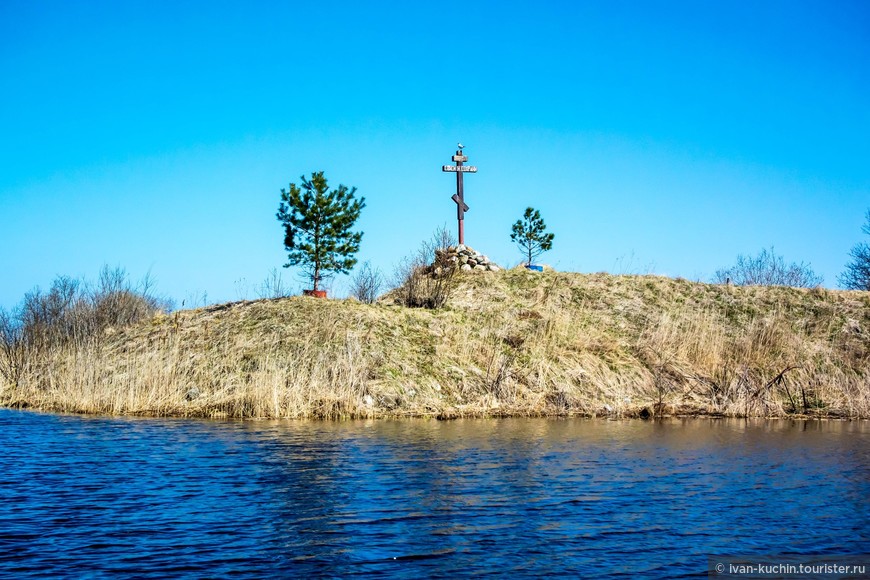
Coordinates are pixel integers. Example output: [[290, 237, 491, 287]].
[[2, 0, 868, 308]]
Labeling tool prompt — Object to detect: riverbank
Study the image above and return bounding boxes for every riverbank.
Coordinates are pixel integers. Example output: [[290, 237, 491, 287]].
[[2, 270, 868, 418]]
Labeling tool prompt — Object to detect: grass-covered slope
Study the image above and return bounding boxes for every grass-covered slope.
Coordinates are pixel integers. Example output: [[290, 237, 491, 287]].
[[3, 269, 869, 418]]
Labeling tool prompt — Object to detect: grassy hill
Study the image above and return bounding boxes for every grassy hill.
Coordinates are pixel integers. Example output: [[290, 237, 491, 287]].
[[3, 269, 869, 419]]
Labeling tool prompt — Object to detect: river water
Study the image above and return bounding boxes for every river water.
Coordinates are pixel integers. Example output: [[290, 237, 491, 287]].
[[1, 410, 868, 577]]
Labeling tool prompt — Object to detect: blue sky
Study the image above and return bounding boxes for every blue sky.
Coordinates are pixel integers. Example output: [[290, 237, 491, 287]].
[[2, 0, 868, 308]]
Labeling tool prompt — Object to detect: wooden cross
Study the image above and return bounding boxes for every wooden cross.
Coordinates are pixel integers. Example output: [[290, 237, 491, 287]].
[[442, 144, 477, 245]]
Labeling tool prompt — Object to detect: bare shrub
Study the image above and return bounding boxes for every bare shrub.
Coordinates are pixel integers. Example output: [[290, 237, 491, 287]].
[[839, 209, 870, 290], [18, 276, 82, 354], [713, 247, 823, 288], [0, 267, 168, 389], [90, 267, 166, 329], [429, 223, 457, 254], [257, 268, 292, 299], [393, 226, 458, 309], [0, 308, 24, 387], [398, 258, 457, 309], [350, 261, 384, 304]]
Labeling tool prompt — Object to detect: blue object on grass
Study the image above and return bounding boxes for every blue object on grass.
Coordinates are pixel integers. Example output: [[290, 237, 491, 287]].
[[525, 264, 543, 272]]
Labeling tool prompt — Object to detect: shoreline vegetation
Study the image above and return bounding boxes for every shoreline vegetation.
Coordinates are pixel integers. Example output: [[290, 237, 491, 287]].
[[1, 269, 869, 420]]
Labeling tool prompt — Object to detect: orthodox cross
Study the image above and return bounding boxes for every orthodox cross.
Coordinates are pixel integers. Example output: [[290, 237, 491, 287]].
[[442, 143, 477, 245]]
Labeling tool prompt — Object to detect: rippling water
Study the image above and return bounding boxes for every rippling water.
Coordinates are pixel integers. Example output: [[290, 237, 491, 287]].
[[1, 410, 868, 577]]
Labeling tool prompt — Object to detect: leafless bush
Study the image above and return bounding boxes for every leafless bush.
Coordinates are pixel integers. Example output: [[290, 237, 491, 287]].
[[90, 267, 165, 329], [0, 267, 168, 387], [429, 224, 457, 254], [350, 261, 384, 304], [393, 226, 458, 309], [17, 276, 82, 353], [839, 209, 870, 290], [714, 247, 823, 288], [0, 308, 24, 387], [257, 268, 292, 299]]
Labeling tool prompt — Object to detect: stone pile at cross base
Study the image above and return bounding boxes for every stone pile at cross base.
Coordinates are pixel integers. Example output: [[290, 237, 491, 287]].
[[433, 244, 501, 273]]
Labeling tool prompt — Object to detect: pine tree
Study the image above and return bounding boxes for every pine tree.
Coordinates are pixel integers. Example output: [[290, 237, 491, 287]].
[[510, 207, 555, 265], [276, 172, 365, 292]]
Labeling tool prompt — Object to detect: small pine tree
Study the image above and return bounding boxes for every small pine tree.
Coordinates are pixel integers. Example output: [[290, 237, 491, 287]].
[[276, 172, 366, 292], [839, 209, 870, 291], [510, 207, 555, 265]]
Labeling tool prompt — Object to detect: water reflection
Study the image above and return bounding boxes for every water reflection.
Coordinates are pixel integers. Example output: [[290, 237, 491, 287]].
[[1, 411, 867, 577]]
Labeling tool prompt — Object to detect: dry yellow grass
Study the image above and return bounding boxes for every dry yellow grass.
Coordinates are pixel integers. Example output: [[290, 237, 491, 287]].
[[2, 269, 868, 418]]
